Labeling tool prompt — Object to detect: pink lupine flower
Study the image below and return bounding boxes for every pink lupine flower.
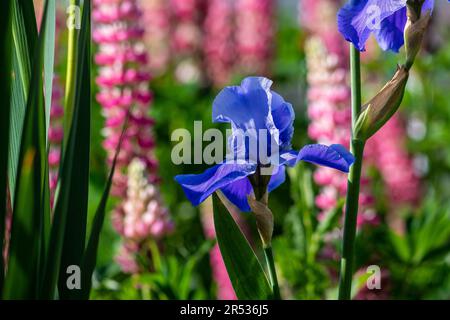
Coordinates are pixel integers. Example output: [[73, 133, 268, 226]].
[[302, 0, 378, 227], [235, 0, 274, 75], [113, 158, 173, 242], [94, 0, 173, 273], [138, 0, 171, 74], [170, 0, 203, 84], [203, 0, 235, 86], [112, 158, 173, 273], [93, 0, 158, 197], [372, 115, 421, 216]]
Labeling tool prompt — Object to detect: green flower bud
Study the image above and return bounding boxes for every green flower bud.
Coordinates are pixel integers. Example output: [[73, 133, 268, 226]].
[[405, 0, 432, 70], [247, 194, 273, 248], [355, 66, 409, 141]]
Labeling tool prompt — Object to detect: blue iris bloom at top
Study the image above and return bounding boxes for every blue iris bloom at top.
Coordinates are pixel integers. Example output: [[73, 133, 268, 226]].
[[175, 77, 355, 212], [337, 0, 435, 52]]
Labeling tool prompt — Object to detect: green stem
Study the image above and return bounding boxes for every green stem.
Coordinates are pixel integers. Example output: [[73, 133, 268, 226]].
[[264, 246, 281, 300], [338, 45, 365, 300], [64, 0, 81, 145]]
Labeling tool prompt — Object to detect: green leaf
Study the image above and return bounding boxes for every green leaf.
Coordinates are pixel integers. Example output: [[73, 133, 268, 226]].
[[0, 0, 13, 296], [41, 0, 90, 299], [3, 0, 53, 299], [57, 1, 91, 299], [80, 122, 127, 300], [42, 0, 56, 142], [8, 0, 38, 206], [212, 193, 272, 300]]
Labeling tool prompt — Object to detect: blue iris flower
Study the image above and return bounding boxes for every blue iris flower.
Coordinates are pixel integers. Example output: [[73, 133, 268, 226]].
[[337, 0, 436, 52], [175, 77, 355, 212]]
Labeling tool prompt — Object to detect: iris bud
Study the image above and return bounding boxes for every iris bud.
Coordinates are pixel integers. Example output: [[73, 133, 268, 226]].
[[405, 0, 432, 70], [247, 194, 274, 248], [355, 66, 409, 141]]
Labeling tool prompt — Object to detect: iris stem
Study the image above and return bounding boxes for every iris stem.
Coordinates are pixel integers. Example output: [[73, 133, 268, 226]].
[[338, 44, 365, 300], [263, 246, 281, 300]]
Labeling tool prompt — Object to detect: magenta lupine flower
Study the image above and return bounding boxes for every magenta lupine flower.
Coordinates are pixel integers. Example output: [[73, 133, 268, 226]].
[[93, 0, 157, 197], [203, 0, 235, 87], [235, 0, 274, 75], [138, 0, 171, 74], [372, 115, 421, 208], [302, 0, 378, 227]]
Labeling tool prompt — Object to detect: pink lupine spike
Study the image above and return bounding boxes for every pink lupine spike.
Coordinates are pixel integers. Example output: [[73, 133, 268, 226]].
[[94, 0, 173, 274]]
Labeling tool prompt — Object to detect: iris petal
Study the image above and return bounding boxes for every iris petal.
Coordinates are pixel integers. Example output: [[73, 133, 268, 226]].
[[271, 92, 295, 151], [220, 177, 253, 212], [284, 144, 354, 172], [220, 165, 286, 212], [374, 7, 407, 52], [337, 0, 408, 51], [212, 77, 274, 133], [174, 162, 256, 207]]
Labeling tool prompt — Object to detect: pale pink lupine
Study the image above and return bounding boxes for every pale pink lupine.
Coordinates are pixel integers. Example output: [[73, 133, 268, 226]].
[[235, 0, 274, 75], [302, 0, 378, 227], [138, 0, 171, 74], [203, 0, 235, 86], [113, 159, 173, 272]]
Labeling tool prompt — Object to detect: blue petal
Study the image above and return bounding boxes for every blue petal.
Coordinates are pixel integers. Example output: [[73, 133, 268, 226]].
[[220, 177, 253, 212], [220, 165, 286, 212], [374, 7, 407, 52], [286, 144, 355, 172], [174, 163, 256, 207], [212, 77, 275, 134], [268, 165, 286, 192], [337, 0, 407, 51], [271, 92, 295, 151]]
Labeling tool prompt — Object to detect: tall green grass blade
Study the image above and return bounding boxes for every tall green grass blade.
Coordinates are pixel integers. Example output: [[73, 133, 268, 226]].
[[0, 0, 13, 296], [212, 193, 272, 300], [42, 0, 56, 142], [80, 122, 127, 299], [8, 0, 38, 206], [3, 0, 53, 300], [41, 0, 90, 299], [64, 0, 82, 142]]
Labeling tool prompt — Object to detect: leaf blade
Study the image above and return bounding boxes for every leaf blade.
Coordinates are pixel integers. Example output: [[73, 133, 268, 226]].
[[212, 193, 272, 300]]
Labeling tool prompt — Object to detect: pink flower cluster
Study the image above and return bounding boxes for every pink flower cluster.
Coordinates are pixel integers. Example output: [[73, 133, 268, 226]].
[[138, 0, 171, 74], [235, 0, 274, 75], [93, 0, 173, 273], [93, 0, 157, 197], [372, 115, 421, 207], [302, 0, 377, 227], [113, 159, 174, 273], [113, 158, 173, 241], [203, 0, 235, 86]]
